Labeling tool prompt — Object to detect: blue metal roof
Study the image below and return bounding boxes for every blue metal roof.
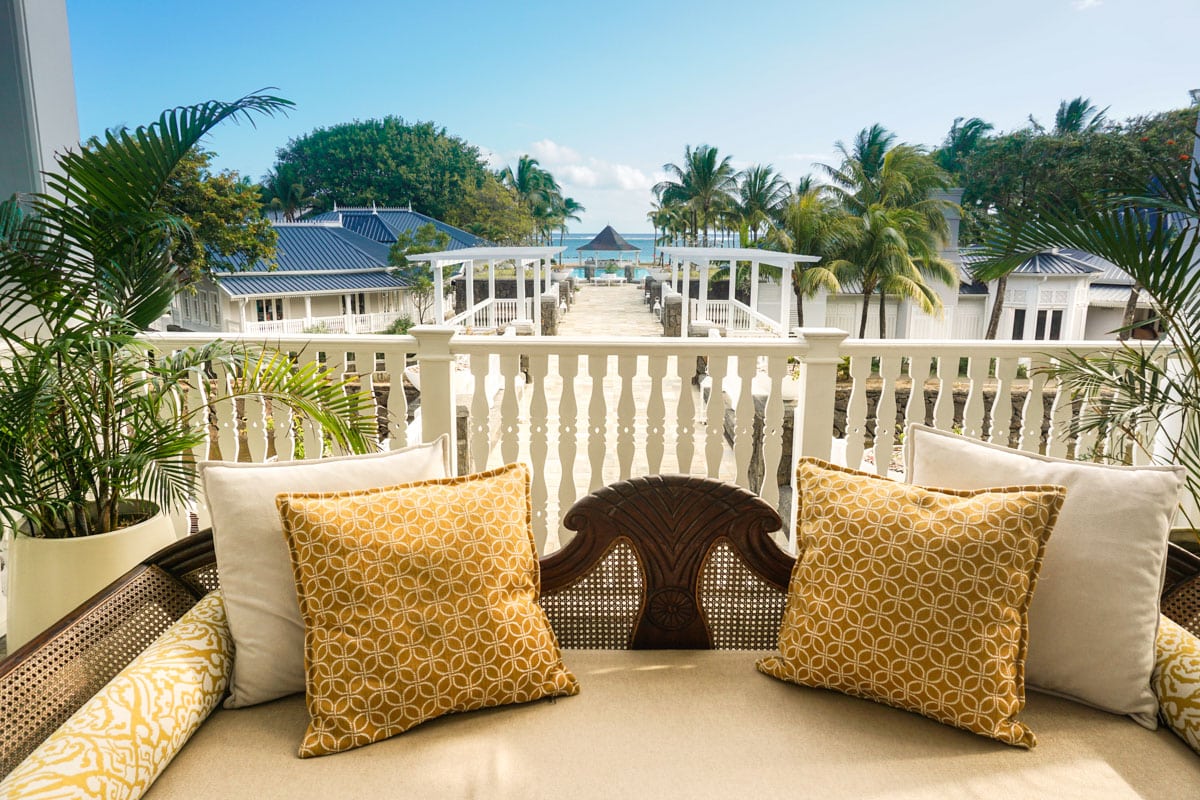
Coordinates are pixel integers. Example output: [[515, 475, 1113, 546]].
[[219, 271, 412, 298], [216, 224, 391, 274], [307, 207, 487, 249], [961, 247, 1102, 277]]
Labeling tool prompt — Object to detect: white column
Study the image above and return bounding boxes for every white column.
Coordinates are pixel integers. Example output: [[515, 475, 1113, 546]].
[[304, 295, 312, 324], [680, 259, 690, 338], [517, 258, 528, 322], [671, 256, 678, 290], [780, 262, 792, 334], [433, 259, 445, 324], [1023, 279, 1041, 340], [750, 260, 760, 312], [487, 259, 496, 330], [238, 299, 247, 332], [698, 260, 709, 320], [729, 260, 737, 303], [533, 258, 542, 333], [465, 258, 475, 314]]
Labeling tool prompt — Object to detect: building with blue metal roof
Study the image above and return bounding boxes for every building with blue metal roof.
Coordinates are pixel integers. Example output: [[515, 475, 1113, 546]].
[[169, 215, 454, 335], [306, 205, 488, 250]]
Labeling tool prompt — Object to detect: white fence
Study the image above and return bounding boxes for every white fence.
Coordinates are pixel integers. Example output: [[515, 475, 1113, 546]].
[[446, 298, 531, 331], [145, 329, 1136, 554], [692, 299, 785, 336], [239, 310, 412, 336]]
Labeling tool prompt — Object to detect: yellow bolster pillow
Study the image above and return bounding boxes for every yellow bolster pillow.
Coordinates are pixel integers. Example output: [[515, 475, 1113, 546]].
[[0, 591, 232, 800]]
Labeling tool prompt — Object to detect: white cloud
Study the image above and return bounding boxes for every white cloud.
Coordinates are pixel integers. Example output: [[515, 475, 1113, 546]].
[[528, 139, 582, 165], [1072, 0, 1101, 9]]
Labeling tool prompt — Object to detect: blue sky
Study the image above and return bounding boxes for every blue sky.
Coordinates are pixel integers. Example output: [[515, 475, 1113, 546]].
[[67, 0, 1200, 232]]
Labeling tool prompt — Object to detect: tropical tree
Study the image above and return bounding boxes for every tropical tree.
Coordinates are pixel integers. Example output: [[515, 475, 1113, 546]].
[[934, 116, 994, 174], [500, 155, 564, 243], [655, 144, 737, 246], [271, 117, 490, 218], [829, 205, 955, 338], [971, 158, 1200, 524], [822, 128, 955, 337], [261, 163, 313, 222], [1053, 96, 1110, 135], [159, 147, 277, 283], [388, 223, 452, 323], [736, 164, 790, 244], [764, 185, 857, 326], [556, 196, 585, 247], [0, 93, 375, 538]]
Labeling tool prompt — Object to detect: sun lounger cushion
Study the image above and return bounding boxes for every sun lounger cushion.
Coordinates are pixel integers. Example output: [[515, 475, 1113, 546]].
[[0, 591, 231, 800], [1154, 615, 1200, 753], [905, 424, 1185, 727], [759, 458, 1065, 747], [275, 463, 578, 757], [200, 437, 450, 708]]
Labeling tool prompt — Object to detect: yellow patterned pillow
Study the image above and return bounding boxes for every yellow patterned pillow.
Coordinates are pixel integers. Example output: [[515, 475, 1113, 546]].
[[1154, 615, 1200, 753], [0, 591, 231, 799], [277, 462, 579, 758], [759, 459, 1065, 748]]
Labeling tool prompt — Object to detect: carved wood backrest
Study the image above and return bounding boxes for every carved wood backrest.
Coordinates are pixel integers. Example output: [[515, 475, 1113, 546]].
[[541, 475, 791, 649]]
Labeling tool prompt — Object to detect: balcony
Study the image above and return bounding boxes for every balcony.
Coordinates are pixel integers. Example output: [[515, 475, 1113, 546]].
[[144, 328, 1135, 555]]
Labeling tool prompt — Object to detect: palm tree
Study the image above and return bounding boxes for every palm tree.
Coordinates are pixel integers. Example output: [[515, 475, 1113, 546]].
[[972, 159, 1200, 523], [1053, 96, 1110, 135], [765, 185, 857, 326], [556, 197, 585, 247], [0, 93, 376, 537], [821, 128, 955, 337], [655, 144, 737, 246], [261, 164, 313, 222], [737, 164, 790, 244], [830, 205, 956, 338], [935, 117, 994, 174], [500, 155, 563, 243]]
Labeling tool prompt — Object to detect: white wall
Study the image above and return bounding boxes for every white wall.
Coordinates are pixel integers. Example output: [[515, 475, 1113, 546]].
[[0, 0, 78, 198]]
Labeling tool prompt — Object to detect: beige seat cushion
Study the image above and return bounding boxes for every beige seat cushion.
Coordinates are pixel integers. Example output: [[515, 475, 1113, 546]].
[[147, 650, 1200, 800]]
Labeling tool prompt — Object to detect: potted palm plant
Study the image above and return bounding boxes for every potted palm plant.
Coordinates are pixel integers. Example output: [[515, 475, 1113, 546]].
[[0, 93, 377, 648], [973, 156, 1200, 538]]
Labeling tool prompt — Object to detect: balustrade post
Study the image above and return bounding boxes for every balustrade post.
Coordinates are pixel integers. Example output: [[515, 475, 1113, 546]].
[[792, 328, 848, 462], [410, 325, 458, 473]]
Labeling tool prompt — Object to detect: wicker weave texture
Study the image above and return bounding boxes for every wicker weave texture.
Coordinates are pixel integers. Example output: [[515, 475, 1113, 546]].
[[542, 542, 642, 649], [0, 566, 197, 777], [699, 543, 787, 650], [1163, 574, 1200, 638]]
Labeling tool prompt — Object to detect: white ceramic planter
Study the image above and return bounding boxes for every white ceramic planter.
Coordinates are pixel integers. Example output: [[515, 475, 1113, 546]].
[[6, 504, 177, 651]]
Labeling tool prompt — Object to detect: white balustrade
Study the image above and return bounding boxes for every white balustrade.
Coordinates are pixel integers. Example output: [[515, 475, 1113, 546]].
[[143, 330, 1136, 553]]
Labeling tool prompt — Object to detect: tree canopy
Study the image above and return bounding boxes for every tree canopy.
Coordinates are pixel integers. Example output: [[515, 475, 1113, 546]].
[[161, 148, 277, 283]]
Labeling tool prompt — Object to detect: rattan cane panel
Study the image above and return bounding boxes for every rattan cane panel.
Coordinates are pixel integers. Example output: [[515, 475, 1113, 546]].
[[181, 564, 221, 596], [541, 542, 643, 649], [1163, 574, 1200, 638], [0, 566, 197, 778], [699, 542, 788, 650]]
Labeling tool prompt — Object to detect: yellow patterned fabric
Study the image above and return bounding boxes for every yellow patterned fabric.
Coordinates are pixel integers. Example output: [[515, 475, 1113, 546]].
[[759, 459, 1065, 748], [0, 591, 231, 800], [1153, 615, 1200, 753], [277, 462, 579, 758]]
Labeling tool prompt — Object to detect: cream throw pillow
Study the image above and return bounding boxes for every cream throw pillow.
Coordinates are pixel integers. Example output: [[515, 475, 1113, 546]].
[[201, 437, 449, 708], [277, 463, 579, 757], [0, 592, 230, 800], [905, 424, 1184, 727], [759, 459, 1064, 747]]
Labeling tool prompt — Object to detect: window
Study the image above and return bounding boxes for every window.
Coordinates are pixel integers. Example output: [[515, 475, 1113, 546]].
[[341, 293, 368, 315], [1011, 309, 1026, 340], [1034, 309, 1064, 341], [256, 298, 284, 322]]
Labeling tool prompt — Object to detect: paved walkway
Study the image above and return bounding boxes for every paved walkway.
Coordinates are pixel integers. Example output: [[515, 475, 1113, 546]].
[[557, 282, 662, 336], [491, 282, 742, 552]]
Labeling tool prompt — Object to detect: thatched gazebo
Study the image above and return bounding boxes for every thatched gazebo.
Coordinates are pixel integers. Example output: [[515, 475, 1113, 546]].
[[576, 225, 640, 273]]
